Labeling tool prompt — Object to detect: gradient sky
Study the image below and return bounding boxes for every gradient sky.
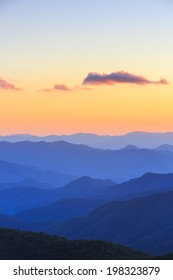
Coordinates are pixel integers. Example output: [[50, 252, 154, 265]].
[[0, 0, 173, 135]]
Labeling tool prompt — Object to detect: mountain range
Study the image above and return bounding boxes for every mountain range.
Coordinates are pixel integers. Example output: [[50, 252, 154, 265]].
[[46, 190, 173, 256], [1, 135, 173, 258], [0, 158, 74, 187], [0, 172, 173, 256], [100, 172, 173, 200], [1, 141, 173, 182], [0, 176, 113, 214], [11, 172, 173, 222], [2, 131, 173, 149]]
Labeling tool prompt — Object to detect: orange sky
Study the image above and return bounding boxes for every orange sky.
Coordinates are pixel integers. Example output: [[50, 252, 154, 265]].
[[0, 84, 172, 136], [0, 0, 172, 135]]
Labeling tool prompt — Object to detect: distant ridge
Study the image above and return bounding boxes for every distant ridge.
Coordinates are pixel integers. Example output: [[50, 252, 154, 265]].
[[120, 145, 139, 151], [0, 176, 114, 215], [1, 131, 173, 149], [1, 141, 173, 182], [101, 172, 173, 200], [0, 158, 74, 187], [154, 144, 173, 151]]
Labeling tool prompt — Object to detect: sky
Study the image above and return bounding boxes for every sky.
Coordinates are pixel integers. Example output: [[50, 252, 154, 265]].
[[0, 0, 173, 135]]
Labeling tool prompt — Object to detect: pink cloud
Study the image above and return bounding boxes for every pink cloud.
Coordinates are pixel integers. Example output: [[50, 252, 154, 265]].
[[54, 84, 70, 91], [42, 84, 70, 92], [74, 86, 91, 91], [42, 88, 52, 93], [0, 77, 21, 91], [82, 71, 169, 86], [42, 84, 91, 93]]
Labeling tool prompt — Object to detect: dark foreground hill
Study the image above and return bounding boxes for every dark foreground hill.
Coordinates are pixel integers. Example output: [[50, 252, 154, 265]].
[[0, 228, 149, 260]]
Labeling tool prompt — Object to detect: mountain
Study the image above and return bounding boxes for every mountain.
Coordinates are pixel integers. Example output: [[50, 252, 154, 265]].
[[1, 141, 173, 182], [0, 228, 150, 260], [2, 131, 173, 149], [52, 176, 115, 199], [0, 176, 113, 215], [0, 158, 74, 187], [0, 214, 23, 229], [101, 172, 173, 201], [155, 144, 173, 152], [12, 179, 54, 190], [0, 131, 173, 149], [15, 198, 104, 223], [13, 172, 173, 223], [14, 172, 173, 224], [0, 187, 58, 215], [120, 145, 139, 151], [49, 190, 173, 256], [0, 179, 53, 190]]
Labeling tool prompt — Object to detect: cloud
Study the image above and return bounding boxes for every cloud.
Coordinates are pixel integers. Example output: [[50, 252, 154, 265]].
[[0, 77, 21, 91], [42, 84, 70, 92], [54, 84, 70, 91], [82, 71, 169, 86], [42, 84, 91, 92], [42, 88, 52, 93], [74, 86, 91, 91]]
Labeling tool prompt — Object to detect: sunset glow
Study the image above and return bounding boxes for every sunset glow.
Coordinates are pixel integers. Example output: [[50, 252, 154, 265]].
[[0, 0, 172, 135]]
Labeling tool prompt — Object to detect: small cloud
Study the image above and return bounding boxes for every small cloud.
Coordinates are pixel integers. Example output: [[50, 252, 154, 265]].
[[82, 71, 169, 86], [158, 78, 169, 85], [74, 86, 91, 91], [42, 84, 70, 92], [0, 77, 22, 91], [54, 84, 70, 91], [42, 88, 52, 93], [42, 84, 91, 93]]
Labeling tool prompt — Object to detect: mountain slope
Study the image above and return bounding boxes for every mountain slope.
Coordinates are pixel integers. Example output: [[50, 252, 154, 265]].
[[101, 172, 173, 200], [0, 214, 23, 229], [0, 176, 113, 215], [15, 198, 104, 223], [49, 190, 173, 255], [53, 176, 115, 199], [0, 159, 74, 187], [155, 144, 173, 152], [0, 228, 149, 260], [14, 172, 173, 223], [0, 187, 57, 215]]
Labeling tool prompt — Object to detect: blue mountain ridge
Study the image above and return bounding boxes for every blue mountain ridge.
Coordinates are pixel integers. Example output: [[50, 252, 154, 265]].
[[2, 131, 173, 149], [1, 141, 173, 182]]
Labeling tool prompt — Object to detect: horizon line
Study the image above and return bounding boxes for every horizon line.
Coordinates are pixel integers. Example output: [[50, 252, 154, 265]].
[[1, 131, 173, 138]]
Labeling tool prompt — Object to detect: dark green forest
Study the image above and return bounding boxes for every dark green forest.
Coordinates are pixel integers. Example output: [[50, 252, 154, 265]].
[[0, 228, 172, 260], [0, 227, 148, 260]]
